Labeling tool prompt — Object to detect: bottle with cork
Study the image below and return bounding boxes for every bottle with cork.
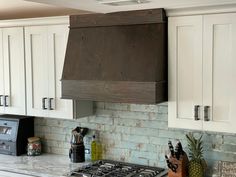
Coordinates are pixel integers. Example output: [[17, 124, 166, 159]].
[[91, 134, 102, 161]]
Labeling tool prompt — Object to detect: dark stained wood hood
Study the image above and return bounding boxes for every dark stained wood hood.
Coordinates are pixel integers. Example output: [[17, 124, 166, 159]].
[[61, 9, 167, 104]]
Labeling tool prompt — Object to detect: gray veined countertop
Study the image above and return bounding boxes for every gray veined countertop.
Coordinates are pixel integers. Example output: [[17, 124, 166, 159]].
[[0, 153, 89, 177]]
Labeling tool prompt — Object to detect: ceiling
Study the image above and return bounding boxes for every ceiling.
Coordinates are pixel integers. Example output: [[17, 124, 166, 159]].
[[25, 0, 236, 13], [0, 0, 88, 20], [1, 0, 236, 20]]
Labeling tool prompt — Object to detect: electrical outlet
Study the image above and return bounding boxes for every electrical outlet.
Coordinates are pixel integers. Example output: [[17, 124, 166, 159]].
[[85, 148, 91, 154], [85, 148, 91, 161]]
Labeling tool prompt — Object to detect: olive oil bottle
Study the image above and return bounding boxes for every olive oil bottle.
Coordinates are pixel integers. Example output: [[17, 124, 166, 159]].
[[91, 135, 97, 161], [91, 135, 102, 161]]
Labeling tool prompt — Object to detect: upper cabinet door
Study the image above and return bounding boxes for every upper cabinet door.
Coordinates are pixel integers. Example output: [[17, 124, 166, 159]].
[[2, 27, 26, 115], [25, 26, 49, 117], [47, 25, 73, 119], [203, 13, 236, 133], [168, 16, 203, 130], [0, 29, 4, 113]]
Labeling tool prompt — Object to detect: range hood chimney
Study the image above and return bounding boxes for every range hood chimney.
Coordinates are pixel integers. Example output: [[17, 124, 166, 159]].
[[61, 9, 167, 104]]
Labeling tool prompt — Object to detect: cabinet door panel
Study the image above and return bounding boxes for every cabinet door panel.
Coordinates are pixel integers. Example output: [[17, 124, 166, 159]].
[[3, 27, 26, 115], [47, 25, 73, 119], [0, 29, 4, 113], [25, 26, 49, 117], [203, 13, 236, 133], [168, 16, 203, 130]]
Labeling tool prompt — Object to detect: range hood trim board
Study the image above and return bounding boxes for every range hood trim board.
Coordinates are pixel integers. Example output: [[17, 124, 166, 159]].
[[61, 80, 167, 104], [62, 9, 167, 104], [69, 8, 167, 28]]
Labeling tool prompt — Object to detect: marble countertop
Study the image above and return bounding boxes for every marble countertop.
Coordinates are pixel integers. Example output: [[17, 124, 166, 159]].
[[0, 153, 89, 177]]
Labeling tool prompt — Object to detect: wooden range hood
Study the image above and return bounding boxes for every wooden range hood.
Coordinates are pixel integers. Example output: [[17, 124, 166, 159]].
[[61, 9, 167, 104]]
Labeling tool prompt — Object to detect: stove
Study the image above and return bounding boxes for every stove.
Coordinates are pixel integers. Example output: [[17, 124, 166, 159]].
[[68, 160, 168, 177]]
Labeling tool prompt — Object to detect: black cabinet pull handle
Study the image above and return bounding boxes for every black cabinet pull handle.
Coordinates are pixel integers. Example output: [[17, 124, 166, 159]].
[[0, 95, 3, 106], [204, 106, 210, 121], [194, 105, 200, 121], [49, 98, 54, 110], [42, 97, 47, 110], [4, 95, 9, 107]]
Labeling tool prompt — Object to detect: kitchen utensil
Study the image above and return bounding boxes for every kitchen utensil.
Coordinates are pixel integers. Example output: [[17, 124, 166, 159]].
[[175, 141, 184, 160], [168, 141, 175, 157], [70, 127, 88, 145], [175, 148, 180, 160], [177, 141, 183, 155], [80, 128, 88, 137], [69, 127, 88, 163], [175, 142, 181, 160]]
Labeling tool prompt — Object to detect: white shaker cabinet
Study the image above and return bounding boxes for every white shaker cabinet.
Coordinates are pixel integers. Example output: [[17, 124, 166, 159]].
[[168, 13, 236, 133], [202, 13, 236, 133], [168, 16, 203, 130], [25, 26, 48, 117], [0, 29, 4, 113], [0, 27, 26, 115], [25, 24, 92, 119], [47, 25, 74, 118]]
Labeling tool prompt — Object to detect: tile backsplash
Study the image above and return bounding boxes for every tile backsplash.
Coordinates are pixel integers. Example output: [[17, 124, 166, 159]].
[[35, 102, 236, 176]]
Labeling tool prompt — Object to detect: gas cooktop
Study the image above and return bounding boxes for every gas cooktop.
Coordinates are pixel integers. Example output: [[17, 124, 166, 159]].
[[68, 160, 168, 177]]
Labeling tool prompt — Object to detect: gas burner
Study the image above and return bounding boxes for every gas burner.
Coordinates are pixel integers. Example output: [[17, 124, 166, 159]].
[[68, 160, 167, 177]]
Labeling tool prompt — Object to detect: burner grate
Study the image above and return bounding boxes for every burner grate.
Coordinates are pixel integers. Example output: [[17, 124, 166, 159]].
[[69, 160, 167, 177]]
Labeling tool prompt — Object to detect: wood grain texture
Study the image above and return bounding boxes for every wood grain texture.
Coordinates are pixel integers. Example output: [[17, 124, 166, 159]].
[[168, 152, 189, 177], [61, 80, 167, 104], [63, 24, 166, 82], [70, 9, 166, 28], [62, 9, 167, 104]]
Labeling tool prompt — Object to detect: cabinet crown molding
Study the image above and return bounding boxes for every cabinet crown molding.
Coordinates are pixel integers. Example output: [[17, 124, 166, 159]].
[[0, 16, 69, 27], [166, 4, 236, 17]]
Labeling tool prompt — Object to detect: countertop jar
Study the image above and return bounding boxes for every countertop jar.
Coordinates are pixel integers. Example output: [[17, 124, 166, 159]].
[[27, 137, 42, 156]]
